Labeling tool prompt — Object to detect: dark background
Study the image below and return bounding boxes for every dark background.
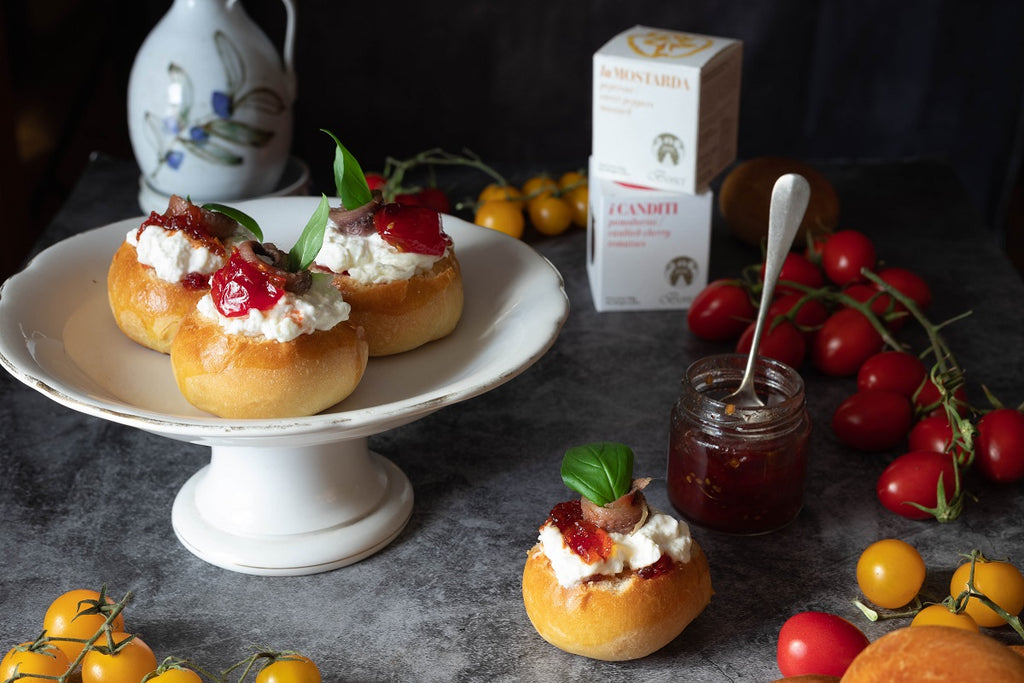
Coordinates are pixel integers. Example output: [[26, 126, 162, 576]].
[[3, 0, 1024, 280]]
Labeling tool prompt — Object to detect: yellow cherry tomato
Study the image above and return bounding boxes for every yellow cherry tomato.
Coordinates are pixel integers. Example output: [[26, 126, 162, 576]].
[[528, 196, 573, 237], [563, 184, 589, 228], [521, 175, 559, 215], [856, 539, 926, 609], [950, 557, 1024, 627], [474, 200, 525, 239], [910, 604, 980, 632], [557, 170, 586, 190], [81, 633, 158, 683], [477, 183, 522, 205], [255, 654, 322, 683], [43, 589, 126, 661], [0, 641, 71, 682]]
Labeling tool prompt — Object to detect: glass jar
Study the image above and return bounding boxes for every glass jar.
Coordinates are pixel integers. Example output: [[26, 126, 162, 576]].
[[667, 354, 811, 535]]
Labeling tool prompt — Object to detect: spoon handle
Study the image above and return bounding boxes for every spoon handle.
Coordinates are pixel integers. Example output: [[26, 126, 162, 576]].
[[738, 173, 811, 393]]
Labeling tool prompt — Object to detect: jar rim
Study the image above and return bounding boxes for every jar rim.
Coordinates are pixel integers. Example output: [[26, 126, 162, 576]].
[[681, 353, 806, 426]]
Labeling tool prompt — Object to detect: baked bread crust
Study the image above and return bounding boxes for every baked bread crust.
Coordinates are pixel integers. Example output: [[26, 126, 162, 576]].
[[107, 241, 205, 354], [328, 250, 463, 356], [521, 539, 713, 661], [840, 625, 1024, 682], [170, 311, 368, 419]]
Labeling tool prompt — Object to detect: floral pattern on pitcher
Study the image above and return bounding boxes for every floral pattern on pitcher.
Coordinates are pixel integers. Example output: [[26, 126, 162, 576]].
[[140, 30, 287, 181]]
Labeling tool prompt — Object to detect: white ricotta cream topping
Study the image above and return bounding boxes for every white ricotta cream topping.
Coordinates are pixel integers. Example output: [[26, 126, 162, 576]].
[[538, 508, 694, 588], [195, 274, 351, 343], [315, 219, 443, 284], [126, 224, 248, 284]]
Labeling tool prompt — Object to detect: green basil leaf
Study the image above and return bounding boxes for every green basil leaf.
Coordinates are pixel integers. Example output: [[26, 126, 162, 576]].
[[321, 128, 372, 210], [560, 442, 634, 506], [288, 194, 331, 271], [201, 202, 264, 242]]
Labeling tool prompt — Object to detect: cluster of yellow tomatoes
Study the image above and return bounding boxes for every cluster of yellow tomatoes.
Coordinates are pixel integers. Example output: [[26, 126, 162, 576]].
[[855, 541, 1024, 633], [0, 588, 321, 683], [473, 171, 589, 240]]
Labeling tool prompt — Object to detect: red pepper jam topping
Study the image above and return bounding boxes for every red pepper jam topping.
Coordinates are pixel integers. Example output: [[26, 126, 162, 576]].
[[637, 553, 674, 580], [372, 203, 449, 256], [181, 272, 211, 291], [139, 201, 226, 257], [210, 251, 284, 317], [548, 500, 614, 565]]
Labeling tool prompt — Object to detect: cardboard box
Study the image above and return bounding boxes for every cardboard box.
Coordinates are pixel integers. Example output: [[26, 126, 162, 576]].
[[587, 159, 712, 312], [592, 26, 742, 195]]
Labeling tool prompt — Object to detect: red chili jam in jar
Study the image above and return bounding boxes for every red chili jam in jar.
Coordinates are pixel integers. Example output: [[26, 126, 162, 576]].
[[667, 354, 811, 535]]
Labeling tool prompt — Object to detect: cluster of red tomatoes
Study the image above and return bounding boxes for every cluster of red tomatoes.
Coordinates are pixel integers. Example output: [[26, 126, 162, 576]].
[[687, 227, 1024, 522], [0, 587, 321, 683], [777, 541, 1024, 678]]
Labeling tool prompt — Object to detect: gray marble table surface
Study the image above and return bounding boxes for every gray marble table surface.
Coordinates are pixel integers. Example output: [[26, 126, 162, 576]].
[[1, 154, 1022, 682]]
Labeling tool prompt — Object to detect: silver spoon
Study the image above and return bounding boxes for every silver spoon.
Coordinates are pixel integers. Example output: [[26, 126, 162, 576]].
[[723, 173, 811, 408]]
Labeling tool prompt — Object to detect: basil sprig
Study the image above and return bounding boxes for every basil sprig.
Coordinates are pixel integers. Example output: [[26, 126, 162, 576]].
[[322, 128, 372, 210], [560, 442, 634, 506], [202, 202, 264, 242], [288, 194, 331, 271]]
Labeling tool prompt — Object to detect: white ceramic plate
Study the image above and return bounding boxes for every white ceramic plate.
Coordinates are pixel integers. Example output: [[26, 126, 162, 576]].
[[0, 197, 569, 444]]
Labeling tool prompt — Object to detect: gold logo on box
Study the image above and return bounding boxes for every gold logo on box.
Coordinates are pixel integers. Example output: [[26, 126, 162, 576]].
[[628, 30, 714, 59]]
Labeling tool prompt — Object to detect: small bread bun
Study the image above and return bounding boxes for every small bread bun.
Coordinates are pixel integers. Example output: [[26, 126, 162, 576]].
[[170, 312, 368, 419], [719, 157, 839, 248], [107, 241, 204, 354], [328, 250, 463, 356], [840, 625, 1024, 682], [521, 540, 712, 661]]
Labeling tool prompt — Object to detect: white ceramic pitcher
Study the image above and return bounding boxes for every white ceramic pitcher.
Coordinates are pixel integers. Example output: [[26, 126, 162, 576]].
[[127, 0, 296, 203]]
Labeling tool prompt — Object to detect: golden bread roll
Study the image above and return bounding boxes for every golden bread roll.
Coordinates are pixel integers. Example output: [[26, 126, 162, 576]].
[[840, 625, 1024, 682], [107, 241, 205, 354], [170, 312, 368, 419], [521, 540, 712, 661], [719, 157, 839, 248], [329, 250, 463, 356]]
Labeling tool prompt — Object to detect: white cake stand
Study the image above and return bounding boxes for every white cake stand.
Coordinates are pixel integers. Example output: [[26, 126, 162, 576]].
[[0, 197, 569, 576]]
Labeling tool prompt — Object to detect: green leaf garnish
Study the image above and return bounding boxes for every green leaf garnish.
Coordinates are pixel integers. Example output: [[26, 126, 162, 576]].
[[560, 442, 634, 506], [288, 194, 331, 271], [202, 202, 264, 242], [322, 128, 372, 210]]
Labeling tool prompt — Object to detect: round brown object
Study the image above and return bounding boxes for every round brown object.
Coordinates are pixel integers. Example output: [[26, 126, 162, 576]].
[[107, 241, 205, 354], [521, 540, 713, 661], [329, 250, 463, 356], [840, 625, 1024, 682], [170, 312, 368, 419], [719, 157, 840, 248]]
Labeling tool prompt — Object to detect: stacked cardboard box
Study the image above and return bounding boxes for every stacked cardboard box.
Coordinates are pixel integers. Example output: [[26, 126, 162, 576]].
[[587, 26, 742, 312]]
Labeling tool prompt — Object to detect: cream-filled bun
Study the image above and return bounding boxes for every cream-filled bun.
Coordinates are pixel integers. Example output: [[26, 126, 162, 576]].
[[522, 446, 712, 661], [313, 195, 463, 356], [170, 241, 368, 419], [107, 195, 253, 353]]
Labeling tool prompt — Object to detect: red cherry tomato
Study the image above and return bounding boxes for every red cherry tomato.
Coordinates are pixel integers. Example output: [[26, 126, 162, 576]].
[[686, 279, 756, 341], [414, 187, 452, 214], [821, 230, 876, 285], [766, 293, 828, 336], [856, 351, 927, 397], [364, 172, 387, 191], [832, 390, 914, 452], [765, 252, 825, 295], [736, 318, 807, 369], [875, 266, 932, 311], [843, 283, 904, 331], [974, 408, 1024, 483], [876, 450, 957, 519], [811, 308, 883, 376], [776, 611, 869, 678], [908, 414, 963, 457], [913, 376, 969, 417]]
